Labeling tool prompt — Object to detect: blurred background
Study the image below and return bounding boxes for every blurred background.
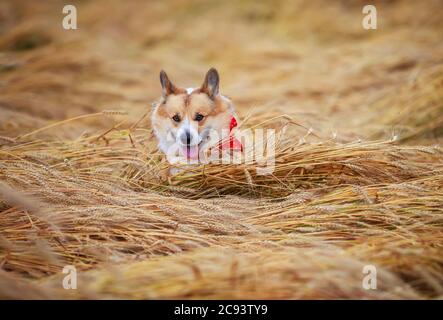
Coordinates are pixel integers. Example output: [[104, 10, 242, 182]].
[[0, 0, 442, 143]]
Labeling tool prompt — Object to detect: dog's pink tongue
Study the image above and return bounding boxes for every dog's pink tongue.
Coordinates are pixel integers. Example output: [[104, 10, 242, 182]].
[[183, 145, 199, 160]]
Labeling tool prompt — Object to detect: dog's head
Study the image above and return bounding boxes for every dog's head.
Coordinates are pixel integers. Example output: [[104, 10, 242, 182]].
[[151, 68, 235, 160]]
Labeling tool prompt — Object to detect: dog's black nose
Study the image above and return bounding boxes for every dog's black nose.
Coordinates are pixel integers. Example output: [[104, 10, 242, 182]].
[[180, 131, 191, 145]]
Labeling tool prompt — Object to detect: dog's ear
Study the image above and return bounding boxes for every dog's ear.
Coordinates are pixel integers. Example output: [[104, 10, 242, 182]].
[[201, 68, 219, 99], [160, 70, 177, 97]]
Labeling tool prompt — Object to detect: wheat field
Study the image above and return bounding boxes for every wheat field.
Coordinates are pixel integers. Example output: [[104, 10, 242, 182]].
[[0, 0, 442, 299]]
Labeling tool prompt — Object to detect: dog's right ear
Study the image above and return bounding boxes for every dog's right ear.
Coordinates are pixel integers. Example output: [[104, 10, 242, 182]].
[[201, 68, 219, 99], [160, 70, 177, 97]]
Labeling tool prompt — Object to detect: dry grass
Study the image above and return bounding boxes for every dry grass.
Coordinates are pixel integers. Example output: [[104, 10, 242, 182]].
[[0, 0, 442, 299]]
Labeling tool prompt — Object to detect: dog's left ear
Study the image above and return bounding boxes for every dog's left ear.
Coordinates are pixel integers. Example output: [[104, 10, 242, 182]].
[[201, 68, 219, 99], [160, 70, 178, 97]]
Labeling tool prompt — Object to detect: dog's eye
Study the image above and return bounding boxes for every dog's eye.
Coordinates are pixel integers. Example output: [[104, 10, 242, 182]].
[[172, 114, 180, 122], [194, 113, 204, 122]]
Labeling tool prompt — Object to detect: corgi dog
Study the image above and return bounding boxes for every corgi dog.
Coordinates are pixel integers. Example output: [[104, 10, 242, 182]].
[[151, 68, 242, 168]]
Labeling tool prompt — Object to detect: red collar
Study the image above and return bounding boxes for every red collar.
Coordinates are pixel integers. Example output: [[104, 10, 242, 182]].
[[229, 116, 238, 131], [218, 116, 243, 151]]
